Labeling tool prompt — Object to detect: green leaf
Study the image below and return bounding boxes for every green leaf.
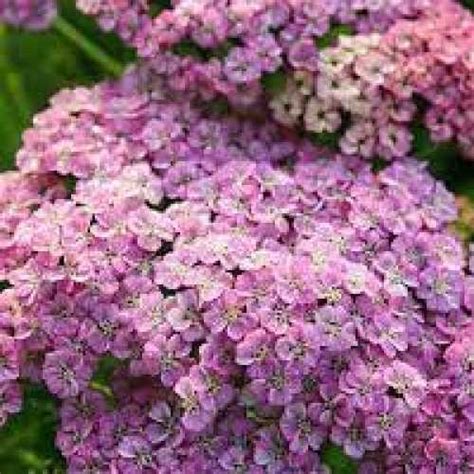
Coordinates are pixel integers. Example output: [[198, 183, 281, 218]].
[[149, 0, 172, 17], [172, 40, 208, 59], [261, 69, 287, 96], [89, 355, 123, 405], [411, 124, 474, 197], [316, 24, 354, 50], [309, 131, 340, 150], [212, 39, 241, 60], [91, 355, 122, 386], [412, 125, 438, 159], [205, 98, 231, 116], [321, 444, 358, 474], [0, 383, 66, 473], [453, 196, 474, 242], [371, 156, 390, 173]]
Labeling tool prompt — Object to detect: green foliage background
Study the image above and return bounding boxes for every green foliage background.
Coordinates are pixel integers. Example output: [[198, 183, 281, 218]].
[[0, 0, 134, 171], [0, 1, 473, 473]]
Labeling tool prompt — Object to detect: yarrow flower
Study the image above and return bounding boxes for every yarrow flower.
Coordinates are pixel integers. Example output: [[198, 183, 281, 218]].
[[0, 0, 56, 29], [74, 0, 474, 161], [76, 0, 433, 61], [0, 64, 473, 472], [272, 1, 474, 160]]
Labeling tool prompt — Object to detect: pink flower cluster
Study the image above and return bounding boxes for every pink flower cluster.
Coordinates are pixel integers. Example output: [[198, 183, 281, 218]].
[[2, 67, 474, 472], [75, 0, 474, 160], [272, 2, 474, 160], [0, 171, 65, 423], [0, 0, 56, 29], [76, 0, 433, 59]]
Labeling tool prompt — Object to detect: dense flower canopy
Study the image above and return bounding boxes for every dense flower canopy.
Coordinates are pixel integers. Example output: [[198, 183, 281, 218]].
[[0, 66, 474, 472], [76, 0, 474, 160], [76, 0, 435, 57], [1, 0, 474, 473], [0, 0, 56, 29]]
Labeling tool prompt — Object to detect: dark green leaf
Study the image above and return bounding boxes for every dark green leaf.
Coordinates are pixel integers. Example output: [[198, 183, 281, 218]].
[[309, 131, 340, 150], [0, 383, 66, 473], [316, 24, 354, 50], [321, 443, 358, 474], [149, 0, 172, 17], [411, 125, 474, 196], [372, 157, 390, 172], [89, 355, 123, 405], [172, 40, 208, 59], [261, 69, 287, 96]]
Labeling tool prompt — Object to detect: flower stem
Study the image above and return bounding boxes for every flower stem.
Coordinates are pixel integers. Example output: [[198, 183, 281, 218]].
[[53, 16, 123, 77], [0, 26, 31, 124]]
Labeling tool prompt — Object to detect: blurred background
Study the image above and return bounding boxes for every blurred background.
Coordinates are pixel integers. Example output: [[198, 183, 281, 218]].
[[0, 0, 134, 170], [0, 1, 474, 472]]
